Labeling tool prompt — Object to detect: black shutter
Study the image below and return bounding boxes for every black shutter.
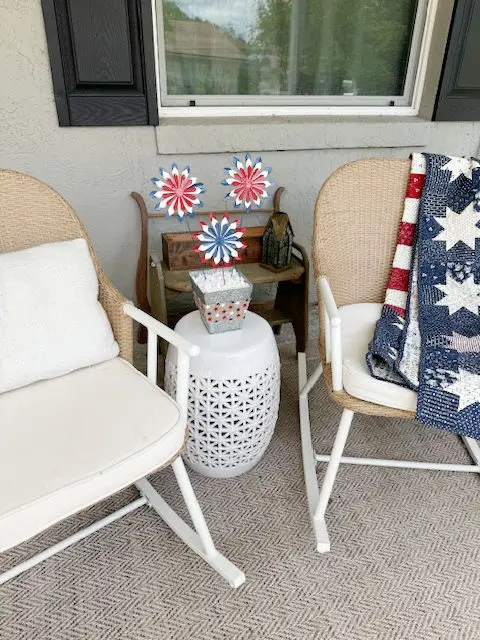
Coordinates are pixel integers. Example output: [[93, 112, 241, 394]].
[[434, 0, 480, 121], [41, 0, 158, 126]]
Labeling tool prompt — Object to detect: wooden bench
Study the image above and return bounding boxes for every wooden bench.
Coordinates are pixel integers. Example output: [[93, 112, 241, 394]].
[[132, 190, 309, 353]]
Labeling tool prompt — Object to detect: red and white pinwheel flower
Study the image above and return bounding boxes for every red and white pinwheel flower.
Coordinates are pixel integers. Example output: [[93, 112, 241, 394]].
[[193, 215, 246, 266], [222, 154, 272, 209], [151, 164, 205, 220]]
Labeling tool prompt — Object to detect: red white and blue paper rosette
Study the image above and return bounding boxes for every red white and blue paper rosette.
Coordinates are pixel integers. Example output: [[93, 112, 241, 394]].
[[193, 214, 246, 266], [151, 164, 205, 220], [222, 154, 272, 209]]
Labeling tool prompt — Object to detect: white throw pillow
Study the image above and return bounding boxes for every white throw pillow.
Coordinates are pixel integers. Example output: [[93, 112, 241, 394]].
[[0, 238, 119, 394]]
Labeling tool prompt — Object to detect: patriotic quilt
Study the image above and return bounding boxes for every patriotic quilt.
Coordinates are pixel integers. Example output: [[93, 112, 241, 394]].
[[367, 153, 480, 438]]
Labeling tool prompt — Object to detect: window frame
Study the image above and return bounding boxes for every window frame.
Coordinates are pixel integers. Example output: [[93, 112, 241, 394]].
[[153, 0, 439, 118]]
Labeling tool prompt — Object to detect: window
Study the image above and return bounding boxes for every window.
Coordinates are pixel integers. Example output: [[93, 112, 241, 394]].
[[156, 0, 430, 113]]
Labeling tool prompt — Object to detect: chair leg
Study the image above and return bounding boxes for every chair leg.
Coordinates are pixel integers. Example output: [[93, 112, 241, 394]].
[[314, 408, 354, 522], [135, 460, 245, 588], [298, 348, 354, 554], [171, 457, 216, 557], [298, 353, 330, 552], [462, 436, 480, 469]]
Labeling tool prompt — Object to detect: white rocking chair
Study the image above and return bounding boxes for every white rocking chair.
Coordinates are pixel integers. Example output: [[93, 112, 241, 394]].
[[298, 158, 480, 553], [0, 169, 245, 588]]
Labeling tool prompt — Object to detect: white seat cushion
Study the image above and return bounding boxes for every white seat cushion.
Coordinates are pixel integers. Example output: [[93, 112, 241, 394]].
[[0, 358, 184, 552], [339, 303, 417, 412]]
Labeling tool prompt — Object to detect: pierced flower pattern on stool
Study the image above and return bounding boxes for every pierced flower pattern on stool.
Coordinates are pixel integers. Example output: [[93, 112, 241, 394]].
[[151, 164, 205, 219], [222, 154, 272, 209], [193, 215, 246, 266]]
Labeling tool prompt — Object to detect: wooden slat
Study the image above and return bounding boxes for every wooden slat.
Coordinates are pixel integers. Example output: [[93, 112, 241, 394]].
[[254, 307, 293, 326], [144, 207, 276, 219], [162, 257, 305, 293]]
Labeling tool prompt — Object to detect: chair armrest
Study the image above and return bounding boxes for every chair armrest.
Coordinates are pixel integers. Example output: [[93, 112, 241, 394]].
[[318, 277, 340, 326], [98, 270, 134, 363], [317, 277, 343, 392], [123, 303, 199, 357]]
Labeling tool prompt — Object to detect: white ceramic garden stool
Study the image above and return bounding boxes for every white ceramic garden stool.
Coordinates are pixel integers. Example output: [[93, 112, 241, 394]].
[[165, 310, 280, 478]]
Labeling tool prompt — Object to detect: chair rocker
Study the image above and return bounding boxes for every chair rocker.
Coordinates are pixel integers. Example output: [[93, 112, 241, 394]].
[[298, 158, 480, 553]]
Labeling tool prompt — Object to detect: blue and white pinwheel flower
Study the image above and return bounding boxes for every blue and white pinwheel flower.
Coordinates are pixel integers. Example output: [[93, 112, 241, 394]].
[[193, 215, 246, 266]]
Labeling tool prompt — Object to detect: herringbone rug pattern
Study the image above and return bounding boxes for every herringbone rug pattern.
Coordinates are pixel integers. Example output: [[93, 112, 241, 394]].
[[1, 324, 480, 639]]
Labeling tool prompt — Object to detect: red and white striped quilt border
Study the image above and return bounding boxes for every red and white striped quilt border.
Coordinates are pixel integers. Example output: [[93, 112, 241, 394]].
[[385, 154, 426, 317]]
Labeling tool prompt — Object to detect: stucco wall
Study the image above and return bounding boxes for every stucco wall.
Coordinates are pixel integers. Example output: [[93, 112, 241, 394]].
[[1, 0, 480, 301]]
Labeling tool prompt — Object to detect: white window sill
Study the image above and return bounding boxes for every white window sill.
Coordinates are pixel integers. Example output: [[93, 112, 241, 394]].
[[158, 105, 415, 118], [155, 115, 432, 155]]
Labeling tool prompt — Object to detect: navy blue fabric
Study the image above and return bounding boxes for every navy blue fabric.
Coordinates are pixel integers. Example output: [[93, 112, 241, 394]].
[[416, 154, 480, 437], [367, 154, 480, 437], [366, 306, 408, 387]]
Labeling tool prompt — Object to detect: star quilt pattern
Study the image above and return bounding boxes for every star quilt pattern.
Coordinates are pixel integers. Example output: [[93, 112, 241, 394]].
[[367, 153, 480, 438]]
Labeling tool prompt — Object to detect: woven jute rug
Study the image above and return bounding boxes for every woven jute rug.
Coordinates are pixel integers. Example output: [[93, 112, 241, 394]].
[[2, 322, 480, 639]]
